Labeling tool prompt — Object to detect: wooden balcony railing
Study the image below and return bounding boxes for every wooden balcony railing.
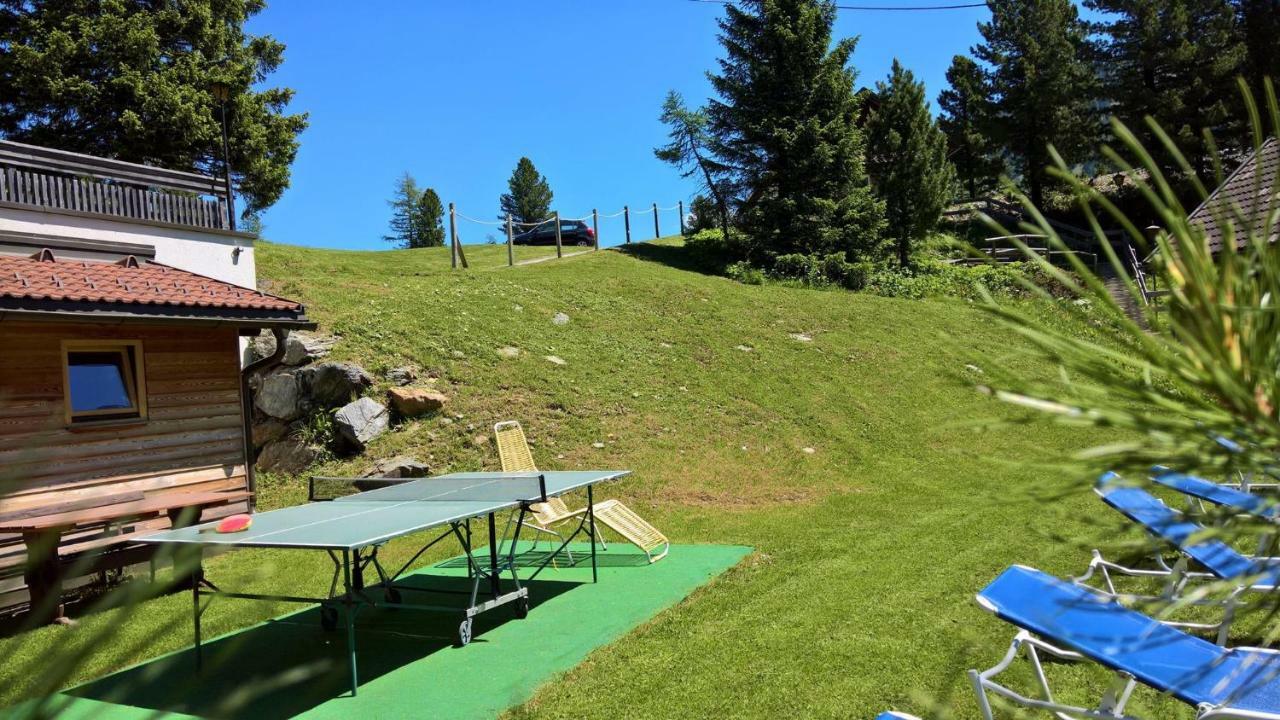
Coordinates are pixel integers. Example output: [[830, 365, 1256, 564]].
[[0, 140, 231, 232]]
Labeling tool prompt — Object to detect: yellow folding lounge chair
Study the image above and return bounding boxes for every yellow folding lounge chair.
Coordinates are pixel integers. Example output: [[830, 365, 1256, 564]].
[[494, 421, 669, 563]]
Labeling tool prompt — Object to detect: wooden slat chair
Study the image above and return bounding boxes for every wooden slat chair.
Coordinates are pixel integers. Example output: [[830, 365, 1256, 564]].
[[494, 421, 669, 563]]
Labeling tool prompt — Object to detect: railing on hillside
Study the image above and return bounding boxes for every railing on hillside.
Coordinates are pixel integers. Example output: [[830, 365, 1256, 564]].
[[0, 140, 231, 231], [947, 233, 1099, 270]]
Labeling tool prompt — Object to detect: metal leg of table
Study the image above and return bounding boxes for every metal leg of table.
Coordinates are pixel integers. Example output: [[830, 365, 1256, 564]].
[[487, 513, 500, 599], [343, 550, 358, 697], [193, 553, 204, 670], [588, 485, 598, 583]]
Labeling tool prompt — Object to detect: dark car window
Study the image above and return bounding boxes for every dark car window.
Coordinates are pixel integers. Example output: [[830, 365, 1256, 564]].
[[561, 222, 580, 231]]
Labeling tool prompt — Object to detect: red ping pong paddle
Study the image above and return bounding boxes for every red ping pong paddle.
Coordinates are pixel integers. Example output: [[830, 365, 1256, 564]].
[[215, 514, 253, 533]]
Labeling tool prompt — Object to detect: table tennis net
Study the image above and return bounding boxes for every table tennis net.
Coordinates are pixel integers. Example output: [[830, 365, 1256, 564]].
[[308, 474, 550, 505]]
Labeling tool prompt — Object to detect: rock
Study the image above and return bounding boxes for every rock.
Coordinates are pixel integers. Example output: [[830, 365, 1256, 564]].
[[471, 434, 489, 447], [255, 372, 301, 420], [439, 417, 454, 425], [592, 442, 605, 449], [514, 304, 523, 312], [497, 346, 521, 359], [544, 355, 567, 366], [301, 362, 374, 409], [789, 333, 813, 343], [387, 387, 448, 418], [386, 366, 417, 386], [252, 419, 288, 449], [802, 447, 816, 455], [451, 350, 466, 359], [735, 344, 754, 352], [283, 332, 338, 365], [363, 456, 430, 479], [659, 342, 673, 349], [552, 312, 570, 326], [333, 397, 390, 452], [256, 439, 320, 474]]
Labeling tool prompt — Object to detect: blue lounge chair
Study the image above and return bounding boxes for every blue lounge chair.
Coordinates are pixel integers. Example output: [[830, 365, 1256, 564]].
[[970, 565, 1280, 719], [1152, 470, 1279, 521], [1077, 473, 1280, 643], [874, 713, 920, 719]]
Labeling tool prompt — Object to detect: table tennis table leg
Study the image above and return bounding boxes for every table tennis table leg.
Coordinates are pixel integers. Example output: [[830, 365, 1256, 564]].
[[192, 552, 204, 669], [342, 549, 358, 697], [487, 513, 501, 599], [588, 485, 598, 583]]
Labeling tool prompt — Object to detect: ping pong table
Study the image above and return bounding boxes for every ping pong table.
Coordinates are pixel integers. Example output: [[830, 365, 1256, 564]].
[[138, 469, 630, 696]]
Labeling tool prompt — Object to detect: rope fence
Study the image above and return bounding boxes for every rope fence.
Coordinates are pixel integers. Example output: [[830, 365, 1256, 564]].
[[445, 199, 689, 268]]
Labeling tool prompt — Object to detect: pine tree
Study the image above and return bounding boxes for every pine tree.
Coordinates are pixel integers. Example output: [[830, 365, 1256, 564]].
[[1086, 0, 1246, 178], [707, 0, 884, 259], [867, 61, 957, 268], [414, 188, 445, 248], [938, 55, 1002, 200], [384, 173, 423, 248], [687, 195, 721, 233], [974, 0, 1099, 208], [0, 0, 307, 215], [498, 158, 553, 227], [1235, 1, 1280, 104]]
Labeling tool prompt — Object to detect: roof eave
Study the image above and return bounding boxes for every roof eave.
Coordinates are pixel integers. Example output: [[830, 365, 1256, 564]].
[[0, 300, 316, 330]]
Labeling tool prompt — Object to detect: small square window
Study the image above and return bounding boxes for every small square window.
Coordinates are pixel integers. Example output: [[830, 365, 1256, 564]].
[[62, 341, 146, 424]]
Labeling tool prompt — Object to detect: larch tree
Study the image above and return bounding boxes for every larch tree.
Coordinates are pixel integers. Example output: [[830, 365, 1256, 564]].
[[937, 55, 1002, 200], [974, 0, 1099, 208], [498, 158, 553, 227], [384, 173, 424, 248], [866, 61, 956, 268], [654, 90, 732, 242], [0, 0, 307, 216], [706, 0, 884, 260], [1086, 0, 1246, 179]]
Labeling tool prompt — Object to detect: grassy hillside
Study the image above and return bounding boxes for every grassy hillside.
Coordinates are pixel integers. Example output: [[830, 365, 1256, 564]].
[[0, 239, 1186, 717]]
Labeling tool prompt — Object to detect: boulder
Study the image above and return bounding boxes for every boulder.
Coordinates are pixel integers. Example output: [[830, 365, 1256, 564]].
[[497, 346, 521, 359], [255, 372, 301, 420], [386, 366, 417, 386], [256, 439, 320, 474], [283, 332, 339, 365], [252, 419, 289, 449], [363, 456, 430, 479], [552, 312, 570, 326], [334, 397, 390, 452], [300, 362, 374, 410], [387, 387, 448, 418]]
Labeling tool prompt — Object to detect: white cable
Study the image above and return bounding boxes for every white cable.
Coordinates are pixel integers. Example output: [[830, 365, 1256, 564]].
[[454, 211, 505, 226]]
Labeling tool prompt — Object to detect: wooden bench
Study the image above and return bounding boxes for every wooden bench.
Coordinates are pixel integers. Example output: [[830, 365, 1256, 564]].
[[0, 490, 252, 623]]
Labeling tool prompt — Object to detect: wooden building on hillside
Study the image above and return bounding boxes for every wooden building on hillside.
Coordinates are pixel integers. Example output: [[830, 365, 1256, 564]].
[[0, 143, 311, 621]]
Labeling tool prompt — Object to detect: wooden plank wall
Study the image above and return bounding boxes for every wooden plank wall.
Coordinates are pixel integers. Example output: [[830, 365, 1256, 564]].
[[0, 321, 250, 607]]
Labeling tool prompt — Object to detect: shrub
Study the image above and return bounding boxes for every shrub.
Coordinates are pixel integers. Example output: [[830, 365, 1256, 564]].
[[684, 228, 751, 271], [725, 260, 765, 285]]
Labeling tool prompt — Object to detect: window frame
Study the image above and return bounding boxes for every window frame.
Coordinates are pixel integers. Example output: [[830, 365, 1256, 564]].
[[60, 340, 148, 425]]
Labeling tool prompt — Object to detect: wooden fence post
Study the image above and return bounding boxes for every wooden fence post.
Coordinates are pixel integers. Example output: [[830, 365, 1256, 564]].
[[624, 206, 631, 244], [554, 211, 562, 258], [449, 203, 458, 269], [652, 202, 660, 239], [678, 200, 684, 236], [506, 214, 514, 266], [592, 208, 599, 250]]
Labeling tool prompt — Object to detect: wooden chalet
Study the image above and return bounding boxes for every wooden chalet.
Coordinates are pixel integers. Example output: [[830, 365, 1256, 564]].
[[0, 144, 312, 621]]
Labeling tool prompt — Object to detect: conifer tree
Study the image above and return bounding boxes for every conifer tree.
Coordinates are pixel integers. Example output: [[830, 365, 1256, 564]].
[[937, 55, 1002, 200], [498, 158, 553, 227], [384, 172, 424, 248], [866, 61, 956, 268], [974, 0, 1099, 208], [706, 0, 884, 259], [415, 188, 445, 248], [1237, 1, 1280, 94], [1086, 0, 1245, 178]]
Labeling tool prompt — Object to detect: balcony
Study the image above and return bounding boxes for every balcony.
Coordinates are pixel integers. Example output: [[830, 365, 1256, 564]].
[[0, 140, 232, 232]]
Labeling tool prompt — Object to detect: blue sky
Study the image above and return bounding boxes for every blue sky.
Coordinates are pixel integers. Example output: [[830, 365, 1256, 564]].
[[249, 1, 997, 250]]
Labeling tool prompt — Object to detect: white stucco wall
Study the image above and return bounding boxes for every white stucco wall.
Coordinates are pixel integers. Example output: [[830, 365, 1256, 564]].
[[0, 205, 257, 289]]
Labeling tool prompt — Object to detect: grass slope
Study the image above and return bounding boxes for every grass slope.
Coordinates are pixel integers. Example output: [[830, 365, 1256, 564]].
[[0, 239, 1187, 718]]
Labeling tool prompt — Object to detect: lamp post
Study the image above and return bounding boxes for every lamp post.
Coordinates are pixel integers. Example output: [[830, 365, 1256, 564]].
[[210, 81, 236, 231]]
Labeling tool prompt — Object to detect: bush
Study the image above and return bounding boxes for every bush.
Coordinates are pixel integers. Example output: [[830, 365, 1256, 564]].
[[725, 260, 765, 285], [766, 252, 871, 290], [684, 228, 751, 271], [865, 256, 1031, 300]]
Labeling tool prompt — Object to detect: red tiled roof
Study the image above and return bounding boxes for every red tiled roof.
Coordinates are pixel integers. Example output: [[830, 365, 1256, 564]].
[[0, 252, 302, 312]]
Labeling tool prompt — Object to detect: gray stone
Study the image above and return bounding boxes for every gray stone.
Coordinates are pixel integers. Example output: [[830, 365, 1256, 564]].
[[300, 362, 374, 410], [497, 346, 521, 359], [252, 419, 288, 449], [544, 355, 567, 366], [386, 366, 417, 386], [282, 332, 339, 366], [363, 456, 430, 479], [255, 372, 301, 420], [552, 312, 570, 326], [256, 439, 320, 474], [334, 397, 390, 451]]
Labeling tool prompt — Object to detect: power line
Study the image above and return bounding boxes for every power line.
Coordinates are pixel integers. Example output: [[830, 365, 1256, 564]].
[[689, 0, 986, 10]]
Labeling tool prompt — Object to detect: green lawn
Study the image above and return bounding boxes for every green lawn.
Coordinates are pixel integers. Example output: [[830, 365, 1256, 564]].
[[0, 239, 1191, 718]]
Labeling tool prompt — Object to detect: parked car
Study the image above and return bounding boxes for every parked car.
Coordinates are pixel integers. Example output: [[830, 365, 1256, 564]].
[[512, 219, 595, 246]]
